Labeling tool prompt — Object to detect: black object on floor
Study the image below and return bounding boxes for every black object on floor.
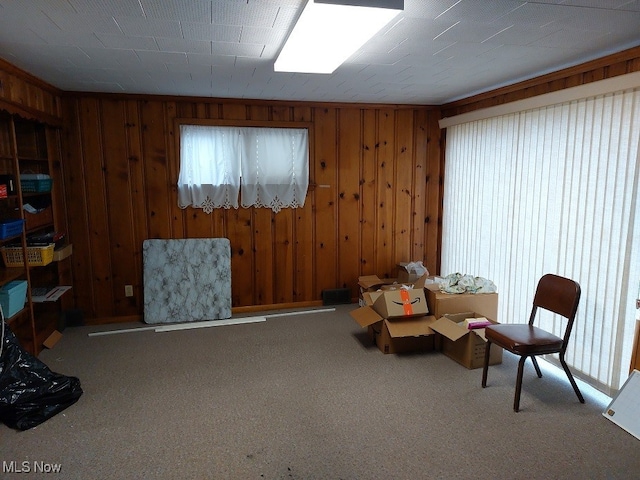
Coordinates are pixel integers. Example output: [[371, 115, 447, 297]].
[[321, 288, 352, 305], [0, 322, 83, 430]]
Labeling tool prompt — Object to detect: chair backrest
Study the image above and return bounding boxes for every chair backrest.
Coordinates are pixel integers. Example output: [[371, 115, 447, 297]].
[[529, 273, 581, 346]]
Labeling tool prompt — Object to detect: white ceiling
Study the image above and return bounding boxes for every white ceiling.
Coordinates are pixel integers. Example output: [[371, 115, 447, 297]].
[[0, 0, 639, 105]]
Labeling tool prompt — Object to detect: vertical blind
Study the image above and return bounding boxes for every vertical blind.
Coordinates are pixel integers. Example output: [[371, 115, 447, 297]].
[[442, 88, 640, 396]]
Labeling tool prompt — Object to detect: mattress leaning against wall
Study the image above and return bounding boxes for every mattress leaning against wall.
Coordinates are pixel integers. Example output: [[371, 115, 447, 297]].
[[142, 238, 232, 324]]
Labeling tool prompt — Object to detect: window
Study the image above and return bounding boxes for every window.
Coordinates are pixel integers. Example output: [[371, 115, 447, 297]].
[[441, 87, 640, 396], [178, 125, 309, 213]]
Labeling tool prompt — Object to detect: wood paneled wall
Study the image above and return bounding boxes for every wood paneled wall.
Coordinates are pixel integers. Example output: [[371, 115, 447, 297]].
[[0, 58, 61, 123], [4, 45, 639, 324], [60, 96, 443, 321]]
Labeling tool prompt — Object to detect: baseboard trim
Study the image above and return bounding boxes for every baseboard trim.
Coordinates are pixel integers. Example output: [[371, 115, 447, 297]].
[[82, 300, 339, 325]]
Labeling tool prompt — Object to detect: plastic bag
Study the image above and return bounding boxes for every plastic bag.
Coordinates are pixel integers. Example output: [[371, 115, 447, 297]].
[[439, 273, 497, 294], [0, 322, 83, 430], [404, 261, 429, 276]]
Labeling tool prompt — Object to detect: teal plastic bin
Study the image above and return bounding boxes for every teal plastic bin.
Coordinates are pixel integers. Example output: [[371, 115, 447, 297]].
[[0, 280, 28, 318]]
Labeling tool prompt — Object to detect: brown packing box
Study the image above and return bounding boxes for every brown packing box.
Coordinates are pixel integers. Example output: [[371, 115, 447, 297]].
[[351, 306, 437, 354], [356, 287, 428, 320], [371, 288, 428, 319], [369, 316, 437, 354], [24, 205, 54, 231], [357, 273, 429, 306], [350, 286, 435, 354], [357, 275, 396, 306], [424, 283, 498, 320], [53, 243, 73, 261], [395, 262, 428, 284], [43, 330, 63, 349], [430, 311, 503, 369]]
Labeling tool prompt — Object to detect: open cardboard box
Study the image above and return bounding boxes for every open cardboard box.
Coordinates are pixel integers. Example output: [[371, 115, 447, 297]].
[[367, 288, 428, 319], [430, 311, 503, 369], [357, 273, 430, 306], [395, 262, 429, 283], [424, 283, 498, 320], [351, 284, 435, 354], [358, 275, 397, 306]]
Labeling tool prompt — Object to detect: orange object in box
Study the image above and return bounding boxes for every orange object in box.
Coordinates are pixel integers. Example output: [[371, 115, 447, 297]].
[[350, 285, 434, 354]]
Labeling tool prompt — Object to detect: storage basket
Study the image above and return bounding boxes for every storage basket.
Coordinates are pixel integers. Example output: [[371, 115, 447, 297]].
[[20, 178, 52, 193], [0, 280, 28, 318], [0, 219, 25, 239], [1, 243, 55, 267]]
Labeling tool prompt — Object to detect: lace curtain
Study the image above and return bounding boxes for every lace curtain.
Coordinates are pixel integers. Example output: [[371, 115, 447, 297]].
[[178, 125, 309, 213], [240, 127, 308, 212], [178, 125, 241, 212]]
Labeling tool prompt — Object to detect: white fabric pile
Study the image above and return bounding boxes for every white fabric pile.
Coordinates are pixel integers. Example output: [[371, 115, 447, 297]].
[[439, 273, 497, 294]]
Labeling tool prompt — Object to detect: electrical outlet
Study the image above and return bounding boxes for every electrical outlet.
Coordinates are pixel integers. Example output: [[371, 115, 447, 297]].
[[125, 285, 134, 297]]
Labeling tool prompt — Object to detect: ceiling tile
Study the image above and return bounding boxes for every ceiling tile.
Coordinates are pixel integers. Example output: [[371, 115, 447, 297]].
[[0, 0, 638, 105], [182, 23, 242, 43], [97, 35, 158, 51], [187, 53, 236, 67], [140, 0, 211, 22], [155, 38, 211, 55], [134, 50, 188, 66], [114, 17, 182, 38], [210, 41, 264, 57], [45, 12, 122, 34], [67, 0, 144, 17]]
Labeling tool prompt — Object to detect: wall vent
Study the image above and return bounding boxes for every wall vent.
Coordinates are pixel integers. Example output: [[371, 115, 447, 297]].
[[321, 288, 351, 305]]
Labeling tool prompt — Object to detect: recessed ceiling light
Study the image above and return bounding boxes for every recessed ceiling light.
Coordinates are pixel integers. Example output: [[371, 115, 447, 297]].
[[274, 0, 403, 74]]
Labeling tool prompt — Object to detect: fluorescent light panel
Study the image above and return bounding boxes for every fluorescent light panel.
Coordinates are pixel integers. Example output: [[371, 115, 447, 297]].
[[274, 0, 403, 74]]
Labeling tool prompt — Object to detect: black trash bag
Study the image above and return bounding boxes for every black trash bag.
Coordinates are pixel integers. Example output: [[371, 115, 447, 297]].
[[0, 322, 83, 430]]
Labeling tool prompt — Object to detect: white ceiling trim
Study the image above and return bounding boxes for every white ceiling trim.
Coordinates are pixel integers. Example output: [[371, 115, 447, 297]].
[[439, 71, 640, 129]]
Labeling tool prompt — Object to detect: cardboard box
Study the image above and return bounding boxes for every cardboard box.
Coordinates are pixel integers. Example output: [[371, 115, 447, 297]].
[[24, 205, 53, 231], [358, 275, 397, 306], [430, 312, 503, 369], [370, 288, 428, 319], [352, 306, 436, 354], [357, 273, 429, 306], [424, 283, 498, 320], [53, 243, 73, 261], [357, 288, 428, 320], [369, 316, 436, 354], [43, 330, 62, 349], [350, 285, 434, 354], [395, 262, 429, 283]]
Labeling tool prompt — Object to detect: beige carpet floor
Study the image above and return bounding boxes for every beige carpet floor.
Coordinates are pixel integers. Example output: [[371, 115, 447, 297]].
[[2, 304, 639, 479]]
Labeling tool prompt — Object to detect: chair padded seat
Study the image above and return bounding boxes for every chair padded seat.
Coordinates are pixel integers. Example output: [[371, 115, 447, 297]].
[[486, 324, 563, 355]]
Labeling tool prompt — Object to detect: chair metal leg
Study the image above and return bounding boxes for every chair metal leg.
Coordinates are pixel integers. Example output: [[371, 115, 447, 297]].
[[514, 356, 527, 412], [530, 356, 543, 378], [560, 355, 585, 404], [481, 340, 492, 387]]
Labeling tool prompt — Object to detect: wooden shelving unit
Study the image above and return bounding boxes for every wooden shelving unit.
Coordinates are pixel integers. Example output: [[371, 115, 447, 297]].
[[0, 112, 72, 355]]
